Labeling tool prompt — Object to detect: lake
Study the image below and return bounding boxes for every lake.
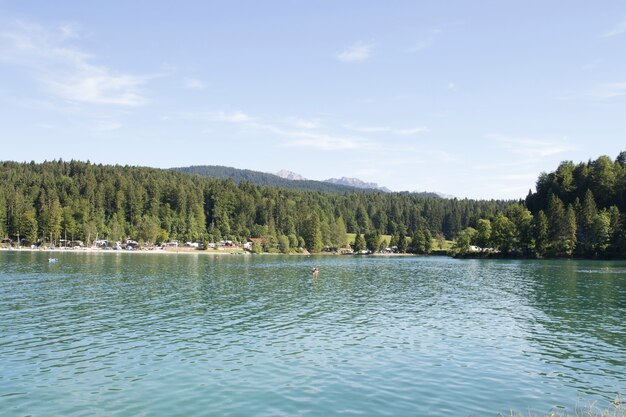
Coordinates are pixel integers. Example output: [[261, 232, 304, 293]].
[[1, 252, 625, 416]]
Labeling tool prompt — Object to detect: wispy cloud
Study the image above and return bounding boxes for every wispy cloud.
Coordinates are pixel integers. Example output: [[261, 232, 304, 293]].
[[175, 110, 252, 123], [343, 123, 429, 136], [336, 42, 376, 63], [488, 134, 575, 159], [183, 78, 207, 91], [270, 127, 373, 150], [586, 82, 626, 99], [204, 110, 374, 150], [211, 111, 252, 123], [602, 19, 626, 38], [92, 120, 123, 132], [286, 117, 322, 129], [409, 29, 441, 52], [0, 20, 152, 106]]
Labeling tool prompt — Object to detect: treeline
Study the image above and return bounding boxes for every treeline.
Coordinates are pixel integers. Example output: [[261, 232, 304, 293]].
[[0, 160, 509, 252], [455, 152, 626, 258], [172, 165, 364, 193]]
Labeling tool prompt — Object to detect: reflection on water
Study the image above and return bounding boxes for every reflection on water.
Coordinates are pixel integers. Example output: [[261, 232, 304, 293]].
[[1, 252, 625, 417]]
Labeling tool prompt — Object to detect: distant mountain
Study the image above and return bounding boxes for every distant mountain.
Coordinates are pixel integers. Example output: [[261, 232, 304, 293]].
[[171, 165, 375, 194], [172, 165, 447, 197], [275, 169, 306, 181], [325, 177, 392, 193]]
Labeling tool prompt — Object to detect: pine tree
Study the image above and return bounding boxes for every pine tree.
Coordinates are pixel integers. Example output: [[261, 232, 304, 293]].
[[363, 229, 380, 252], [302, 214, 323, 253], [353, 233, 365, 252], [423, 229, 433, 254], [412, 230, 426, 254], [397, 231, 408, 253], [533, 210, 549, 257]]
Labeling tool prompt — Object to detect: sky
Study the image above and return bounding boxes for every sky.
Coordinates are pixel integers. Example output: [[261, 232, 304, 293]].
[[1, 1, 625, 199]]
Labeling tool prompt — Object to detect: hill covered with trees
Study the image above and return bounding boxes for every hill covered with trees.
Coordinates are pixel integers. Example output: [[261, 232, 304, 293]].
[[171, 165, 370, 194], [0, 160, 508, 253], [455, 152, 626, 258]]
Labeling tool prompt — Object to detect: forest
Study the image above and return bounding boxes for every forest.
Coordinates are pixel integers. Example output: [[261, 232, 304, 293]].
[[455, 152, 626, 259], [172, 165, 364, 193], [2, 152, 624, 258], [0, 160, 508, 253]]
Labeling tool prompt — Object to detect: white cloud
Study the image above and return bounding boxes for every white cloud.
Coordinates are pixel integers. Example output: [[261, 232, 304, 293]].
[[92, 120, 123, 132], [336, 42, 376, 63], [343, 124, 429, 136], [409, 29, 441, 52], [602, 19, 626, 38], [286, 117, 321, 129], [211, 111, 252, 123], [587, 82, 626, 99], [206, 110, 374, 150], [0, 20, 151, 106], [260, 123, 373, 150], [488, 134, 574, 159], [184, 78, 207, 90]]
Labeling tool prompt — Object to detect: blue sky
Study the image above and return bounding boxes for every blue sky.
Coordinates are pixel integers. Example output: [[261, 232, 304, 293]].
[[1, 1, 625, 199]]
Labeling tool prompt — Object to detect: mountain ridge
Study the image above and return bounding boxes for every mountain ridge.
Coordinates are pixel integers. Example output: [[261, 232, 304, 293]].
[[172, 165, 443, 196]]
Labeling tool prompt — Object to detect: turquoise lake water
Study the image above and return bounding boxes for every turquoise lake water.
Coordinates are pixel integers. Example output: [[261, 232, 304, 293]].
[[1, 252, 625, 416]]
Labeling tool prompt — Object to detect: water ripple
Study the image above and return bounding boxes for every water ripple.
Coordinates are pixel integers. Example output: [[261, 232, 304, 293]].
[[1, 253, 625, 416]]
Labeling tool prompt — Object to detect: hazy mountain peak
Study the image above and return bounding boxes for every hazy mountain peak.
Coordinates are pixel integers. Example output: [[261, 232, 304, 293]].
[[275, 169, 307, 181], [324, 177, 391, 192]]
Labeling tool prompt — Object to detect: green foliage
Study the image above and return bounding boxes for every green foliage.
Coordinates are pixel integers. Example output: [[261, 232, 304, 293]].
[[491, 213, 516, 254], [277, 235, 290, 254], [364, 230, 380, 252], [330, 217, 348, 248], [476, 219, 492, 249], [533, 210, 549, 257], [302, 214, 323, 253], [423, 230, 433, 254], [1, 155, 624, 258], [353, 233, 365, 252], [172, 165, 374, 194], [454, 227, 477, 254], [411, 230, 426, 254], [471, 152, 626, 258], [397, 231, 408, 253], [21, 209, 38, 245]]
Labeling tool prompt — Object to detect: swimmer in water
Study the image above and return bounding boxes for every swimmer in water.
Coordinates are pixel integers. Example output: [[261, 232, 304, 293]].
[[311, 267, 319, 277]]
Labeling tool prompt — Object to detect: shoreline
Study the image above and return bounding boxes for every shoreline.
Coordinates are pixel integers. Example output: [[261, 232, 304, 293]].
[[1, 247, 422, 257]]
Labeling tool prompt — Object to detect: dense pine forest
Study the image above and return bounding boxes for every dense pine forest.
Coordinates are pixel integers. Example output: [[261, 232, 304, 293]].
[[0, 160, 508, 253], [455, 152, 626, 258], [2, 153, 624, 258]]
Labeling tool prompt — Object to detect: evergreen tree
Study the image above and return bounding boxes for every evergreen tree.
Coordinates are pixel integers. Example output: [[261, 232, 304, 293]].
[[412, 230, 426, 254], [423, 230, 433, 254], [389, 233, 398, 250], [21, 209, 38, 245], [533, 210, 549, 257], [302, 214, 323, 253], [397, 231, 408, 253], [364, 230, 381, 252], [491, 213, 515, 254], [353, 233, 365, 252], [277, 234, 290, 254], [0, 189, 6, 239], [475, 219, 492, 249], [330, 216, 348, 248]]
